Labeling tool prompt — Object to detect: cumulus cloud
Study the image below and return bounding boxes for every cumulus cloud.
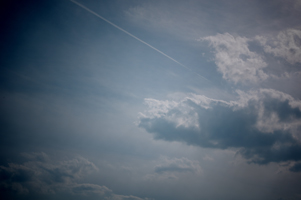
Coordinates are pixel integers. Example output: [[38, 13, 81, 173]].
[[138, 89, 301, 170], [201, 33, 268, 84], [0, 152, 150, 200], [256, 29, 301, 64]]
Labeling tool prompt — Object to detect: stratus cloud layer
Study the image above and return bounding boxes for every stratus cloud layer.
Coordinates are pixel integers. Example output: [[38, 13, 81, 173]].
[[0, 153, 150, 200], [139, 89, 301, 171]]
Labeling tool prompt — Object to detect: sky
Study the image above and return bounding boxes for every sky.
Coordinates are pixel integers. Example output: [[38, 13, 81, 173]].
[[0, 0, 301, 199]]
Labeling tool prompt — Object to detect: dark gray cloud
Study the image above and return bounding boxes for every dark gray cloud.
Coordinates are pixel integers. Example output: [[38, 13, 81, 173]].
[[139, 89, 301, 168], [0, 152, 150, 200]]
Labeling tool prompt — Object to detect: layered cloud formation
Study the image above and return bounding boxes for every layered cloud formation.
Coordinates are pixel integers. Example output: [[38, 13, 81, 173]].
[[139, 89, 301, 171], [0, 153, 150, 200]]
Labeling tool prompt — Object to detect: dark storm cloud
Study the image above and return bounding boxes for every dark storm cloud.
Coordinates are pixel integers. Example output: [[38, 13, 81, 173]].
[[139, 89, 301, 168], [0, 152, 150, 200]]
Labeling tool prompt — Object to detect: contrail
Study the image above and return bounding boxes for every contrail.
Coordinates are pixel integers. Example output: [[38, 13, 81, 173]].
[[70, 0, 209, 82]]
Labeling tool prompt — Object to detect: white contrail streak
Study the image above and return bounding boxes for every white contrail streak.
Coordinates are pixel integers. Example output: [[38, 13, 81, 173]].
[[70, 0, 209, 82]]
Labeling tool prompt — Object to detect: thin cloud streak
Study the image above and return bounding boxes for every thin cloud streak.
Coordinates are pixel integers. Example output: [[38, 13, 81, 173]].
[[70, 0, 210, 83]]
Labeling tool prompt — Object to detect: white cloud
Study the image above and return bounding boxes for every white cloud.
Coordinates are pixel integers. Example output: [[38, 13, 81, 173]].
[[256, 29, 301, 64], [201, 33, 268, 84], [234, 88, 301, 110], [140, 94, 229, 129], [141, 89, 301, 136]]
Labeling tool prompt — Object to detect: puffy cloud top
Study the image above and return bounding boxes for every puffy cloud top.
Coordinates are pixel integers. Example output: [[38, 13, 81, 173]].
[[201, 33, 268, 84], [256, 29, 301, 64]]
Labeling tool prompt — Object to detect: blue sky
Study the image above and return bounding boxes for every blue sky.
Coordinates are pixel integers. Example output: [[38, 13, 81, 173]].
[[1, 0, 301, 199]]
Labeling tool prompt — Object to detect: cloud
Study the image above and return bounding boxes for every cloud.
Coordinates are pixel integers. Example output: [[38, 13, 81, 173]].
[[71, 184, 150, 200], [143, 157, 202, 181], [138, 89, 301, 170], [289, 162, 301, 172], [154, 157, 202, 175], [256, 29, 301, 64], [72, 183, 111, 195], [0, 153, 98, 195], [0, 152, 150, 200], [200, 33, 268, 84]]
